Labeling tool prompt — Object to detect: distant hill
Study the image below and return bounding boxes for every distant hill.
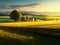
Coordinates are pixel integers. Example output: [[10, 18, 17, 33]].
[[21, 11, 60, 16], [0, 11, 11, 16], [0, 11, 60, 16]]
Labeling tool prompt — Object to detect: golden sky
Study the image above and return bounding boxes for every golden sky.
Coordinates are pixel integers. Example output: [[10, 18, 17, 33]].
[[0, 0, 60, 12], [17, 2, 60, 12]]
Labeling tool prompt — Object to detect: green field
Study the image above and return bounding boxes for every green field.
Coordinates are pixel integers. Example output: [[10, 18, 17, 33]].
[[0, 16, 9, 18]]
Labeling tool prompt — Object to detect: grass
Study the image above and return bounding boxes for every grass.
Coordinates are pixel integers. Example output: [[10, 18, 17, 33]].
[[0, 27, 60, 45], [0, 20, 60, 36], [0, 16, 9, 18], [0, 28, 48, 45], [0, 20, 60, 45], [0, 20, 60, 29]]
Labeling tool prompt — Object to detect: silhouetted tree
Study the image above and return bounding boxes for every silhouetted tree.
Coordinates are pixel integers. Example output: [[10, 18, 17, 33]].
[[10, 10, 22, 22]]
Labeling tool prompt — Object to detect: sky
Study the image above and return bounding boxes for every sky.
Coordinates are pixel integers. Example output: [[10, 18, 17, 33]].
[[0, 0, 60, 12]]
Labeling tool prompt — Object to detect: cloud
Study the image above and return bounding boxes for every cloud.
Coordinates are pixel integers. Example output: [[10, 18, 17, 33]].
[[0, 3, 42, 12], [0, 0, 60, 12], [17, 3, 43, 12], [17, 2, 60, 12], [1, 2, 60, 12]]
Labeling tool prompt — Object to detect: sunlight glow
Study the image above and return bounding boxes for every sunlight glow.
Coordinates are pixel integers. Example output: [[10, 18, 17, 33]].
[[17, 1, 60, 12]]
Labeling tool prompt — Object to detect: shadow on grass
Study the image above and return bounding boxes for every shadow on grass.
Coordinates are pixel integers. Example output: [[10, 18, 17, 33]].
[[0, 26, 60, 45]]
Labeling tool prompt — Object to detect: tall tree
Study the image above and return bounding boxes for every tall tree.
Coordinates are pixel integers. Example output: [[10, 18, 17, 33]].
[[10, 10, 22, 22]]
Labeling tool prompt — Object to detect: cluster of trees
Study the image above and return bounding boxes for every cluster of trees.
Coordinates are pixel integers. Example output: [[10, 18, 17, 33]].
[[10, 10, 31, 22], [10, 10, 46, 22]]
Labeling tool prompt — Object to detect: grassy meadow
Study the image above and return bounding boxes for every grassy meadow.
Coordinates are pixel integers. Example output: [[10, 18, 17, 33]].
[[0, 16, 9, 18], [0, 16, 60, 45], [0, 27, 60, 45]]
